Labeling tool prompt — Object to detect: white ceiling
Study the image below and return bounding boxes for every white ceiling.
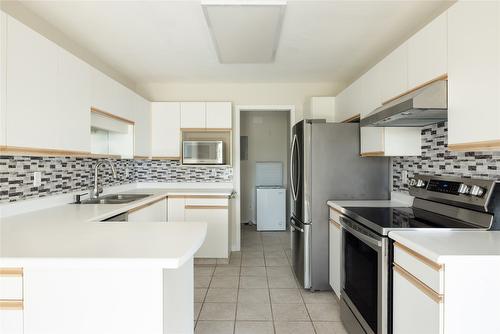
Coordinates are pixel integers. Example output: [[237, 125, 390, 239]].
[[19, 0, 452, 89]]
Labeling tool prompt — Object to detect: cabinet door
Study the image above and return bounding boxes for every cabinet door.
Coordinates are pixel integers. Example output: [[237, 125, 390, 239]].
[[360, 64, 382, 117], [0, 308, 23, 334], [447, 1, 500, 148], [408, 12, 447, 88], [180, 102, 205, 129], [380, 43, 408, 103], [133, 94, 151, 157], [185, 206, 228, 258], [0, 11, 6, 145], [206, 102, 232, 128], [57, 49, 91, 152], [384, 128, 421, 156], [128, 199, 167, 222], [151, 102, 181, 158], [167, 197, 185, 222], [328, 213, 341, 298], [360, 127, 385, 155], [6, 16, 60, 149], [393, 267, 443, 334]]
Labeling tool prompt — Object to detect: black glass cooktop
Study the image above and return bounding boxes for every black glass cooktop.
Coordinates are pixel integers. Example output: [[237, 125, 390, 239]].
[[343, 206, 480, 235]]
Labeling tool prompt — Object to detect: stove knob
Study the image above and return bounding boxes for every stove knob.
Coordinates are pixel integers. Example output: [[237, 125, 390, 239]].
[[469, 185, 485, 197], [458, 183, 470, 195], [416, 179, 427, 188]]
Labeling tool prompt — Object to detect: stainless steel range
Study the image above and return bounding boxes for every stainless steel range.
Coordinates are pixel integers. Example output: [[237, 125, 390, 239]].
[[335, 174, 500, 334]]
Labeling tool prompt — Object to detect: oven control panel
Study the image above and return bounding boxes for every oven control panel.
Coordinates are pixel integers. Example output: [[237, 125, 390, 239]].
[[409, 174, 497, 210]]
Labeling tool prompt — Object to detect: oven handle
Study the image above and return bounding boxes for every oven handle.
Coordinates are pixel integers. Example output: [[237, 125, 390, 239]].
[[340, 216, 381, 249]]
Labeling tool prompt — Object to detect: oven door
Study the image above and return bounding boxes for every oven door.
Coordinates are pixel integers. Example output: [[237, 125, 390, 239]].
[[340, 215, 388, 334], [183, 141, 224, 164]]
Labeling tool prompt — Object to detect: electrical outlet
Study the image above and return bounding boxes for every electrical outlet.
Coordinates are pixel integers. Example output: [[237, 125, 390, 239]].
[[402, 170, 408, 184], [33, 171, 42, 187]]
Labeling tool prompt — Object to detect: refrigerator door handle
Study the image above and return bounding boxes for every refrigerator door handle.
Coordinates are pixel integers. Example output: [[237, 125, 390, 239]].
[[290, 134, 300, 201]]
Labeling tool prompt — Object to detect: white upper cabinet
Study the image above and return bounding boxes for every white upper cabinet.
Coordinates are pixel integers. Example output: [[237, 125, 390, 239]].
[[447, 1, 500, 149], [206, 102, 232, 128], [91, 69, 134, 120], [408, 12, 448, 88], [57, 49, 91, 152], [360, 64, 382, 116], [6, 15, 59, 149], [0, 11, 6, 146], [334, 80, 361, 122], [151, 102, 181, 158], [380, 43, 409, 103], [180, 102, 205, 129], [133, 94, 151, 157]]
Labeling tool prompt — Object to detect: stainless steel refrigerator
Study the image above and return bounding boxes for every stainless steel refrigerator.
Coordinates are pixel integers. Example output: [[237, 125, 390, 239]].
[[290, 120, 390, 291]]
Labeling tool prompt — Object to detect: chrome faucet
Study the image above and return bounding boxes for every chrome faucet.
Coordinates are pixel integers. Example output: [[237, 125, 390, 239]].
[[90, 161, 117, 199]]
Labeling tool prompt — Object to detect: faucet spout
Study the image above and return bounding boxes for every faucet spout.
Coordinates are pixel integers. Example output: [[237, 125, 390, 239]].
[[91, 160, 118, 199]]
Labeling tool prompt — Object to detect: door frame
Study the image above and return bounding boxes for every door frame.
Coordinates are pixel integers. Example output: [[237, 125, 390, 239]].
[[232, 105, 295, 251]]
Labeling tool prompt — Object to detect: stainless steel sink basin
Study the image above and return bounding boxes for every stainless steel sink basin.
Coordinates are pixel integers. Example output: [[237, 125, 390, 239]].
[[77, 194, 151, 205]]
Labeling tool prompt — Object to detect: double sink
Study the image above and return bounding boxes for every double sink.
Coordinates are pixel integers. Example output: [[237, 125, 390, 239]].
[[78, 193, 151, 205]]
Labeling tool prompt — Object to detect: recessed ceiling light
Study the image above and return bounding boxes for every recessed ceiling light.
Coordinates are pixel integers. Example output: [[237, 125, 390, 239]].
[[202, 1, 287, 64]]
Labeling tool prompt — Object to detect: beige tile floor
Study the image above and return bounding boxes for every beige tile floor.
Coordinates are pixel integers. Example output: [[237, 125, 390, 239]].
[[193, 224, 348, 334]]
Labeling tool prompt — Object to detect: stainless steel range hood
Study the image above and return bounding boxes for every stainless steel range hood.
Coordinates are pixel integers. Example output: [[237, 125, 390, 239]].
[[360, 79, 447, 127]]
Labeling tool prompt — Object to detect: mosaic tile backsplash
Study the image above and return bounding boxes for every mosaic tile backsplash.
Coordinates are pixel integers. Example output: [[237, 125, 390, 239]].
[[393, 121, 500, 193], [0, 156, 233, 203]]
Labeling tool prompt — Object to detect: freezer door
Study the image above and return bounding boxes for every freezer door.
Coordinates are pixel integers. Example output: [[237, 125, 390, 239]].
[[290, 216, 311, 288]]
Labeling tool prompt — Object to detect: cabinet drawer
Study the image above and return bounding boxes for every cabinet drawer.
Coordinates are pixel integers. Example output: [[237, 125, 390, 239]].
[[0, 269, 23, 300], [185, 196, 228, 207], [0, 306, 23, 334], [394, 243, 443, 293]]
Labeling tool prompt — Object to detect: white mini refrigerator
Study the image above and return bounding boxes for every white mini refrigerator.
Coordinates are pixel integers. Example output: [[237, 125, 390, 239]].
[[256, 186, 286, 231]]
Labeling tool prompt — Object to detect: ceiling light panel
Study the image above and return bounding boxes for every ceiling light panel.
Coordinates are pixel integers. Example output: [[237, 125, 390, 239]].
[[202, 1, 286, 64]]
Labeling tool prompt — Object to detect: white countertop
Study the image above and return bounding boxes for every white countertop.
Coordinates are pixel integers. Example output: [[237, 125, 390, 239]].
[[0, 187, 231, 268], [389, 230, 500, 263]]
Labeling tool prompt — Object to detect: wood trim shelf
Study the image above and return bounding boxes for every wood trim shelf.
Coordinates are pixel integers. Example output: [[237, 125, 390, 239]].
[[361, 151, 385, 157], [185, 205, 228, 210], [91, 107, 135, 125], [0, 146, 91, 157], [382, 73, 448, 105], [341, 114, 361, 123], [394, 264, 443, 304], [0, 300, 24, 310], [448, 139, 500, 152], [0, 268, 23, 276], [133, 155, 150, 160], [394, 242, 443, 271], [128, 196, 167, 214]]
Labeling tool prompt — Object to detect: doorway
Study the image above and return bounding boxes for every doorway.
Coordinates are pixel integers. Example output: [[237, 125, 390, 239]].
[[232, 105, 295, 251]]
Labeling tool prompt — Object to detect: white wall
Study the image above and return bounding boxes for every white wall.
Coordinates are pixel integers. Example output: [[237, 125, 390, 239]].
[[137, 82, 339, 123], [240, 110, 289, 224]]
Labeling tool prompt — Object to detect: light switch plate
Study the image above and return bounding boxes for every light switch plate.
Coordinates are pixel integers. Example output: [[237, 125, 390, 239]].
[[402, 170, 408, 185], [33, 171, 42, 187]]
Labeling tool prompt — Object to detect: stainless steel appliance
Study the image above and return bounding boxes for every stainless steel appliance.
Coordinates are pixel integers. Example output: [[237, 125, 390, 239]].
[[290, 120, 390, 291], [182, 140, 224, 165], [336, 174, 500, 334], [360, 79, 447, 127]]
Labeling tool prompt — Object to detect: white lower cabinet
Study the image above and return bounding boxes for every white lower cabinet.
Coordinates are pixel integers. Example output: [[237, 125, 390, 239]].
[[167, 196, 229, 258], [393, 267, 443, 334], [0, 268, 23, 334], [328, 209, 342, 298], [127, 198, 167, 222]]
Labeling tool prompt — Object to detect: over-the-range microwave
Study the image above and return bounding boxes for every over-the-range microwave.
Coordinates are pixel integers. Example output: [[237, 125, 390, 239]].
[[182, 140, 224, 165]]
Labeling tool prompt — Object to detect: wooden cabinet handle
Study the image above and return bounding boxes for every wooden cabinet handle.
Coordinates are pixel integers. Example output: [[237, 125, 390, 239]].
[[394, 264, 443, 304], [0, 300, 23, 310], [0, 268, 23, 277], [394, 242, 443, 271], [128, 196, 166, 214]]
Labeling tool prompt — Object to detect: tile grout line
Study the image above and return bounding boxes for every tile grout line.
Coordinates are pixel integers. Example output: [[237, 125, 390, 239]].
[[233, 252, 242, 334]]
